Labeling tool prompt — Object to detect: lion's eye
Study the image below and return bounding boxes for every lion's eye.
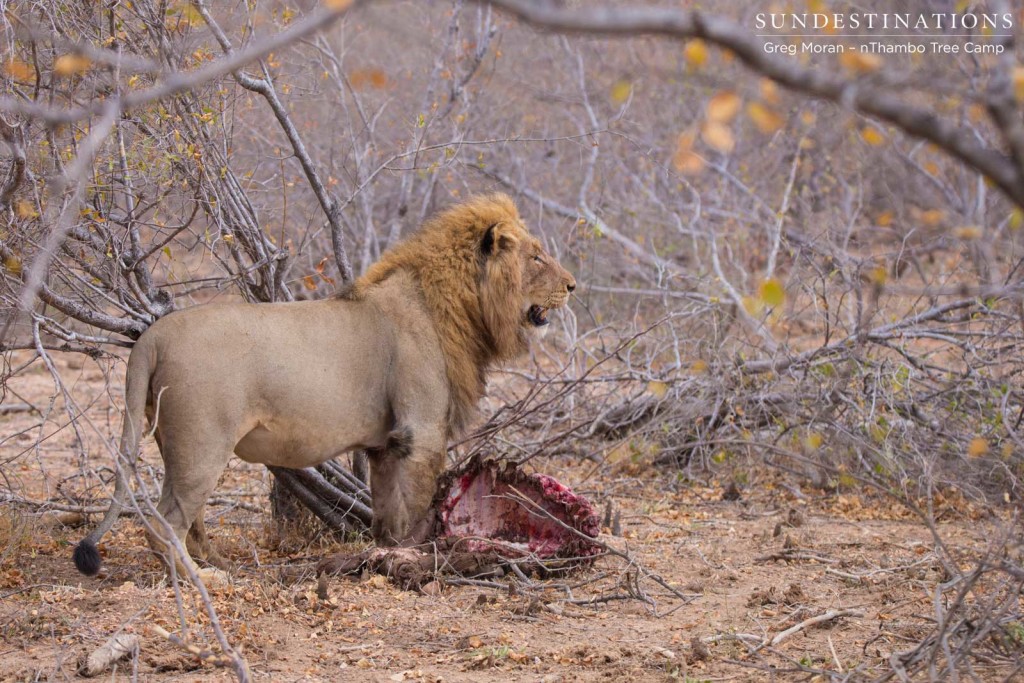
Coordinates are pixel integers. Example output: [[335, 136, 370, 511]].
[[533, 255, 544, 264]]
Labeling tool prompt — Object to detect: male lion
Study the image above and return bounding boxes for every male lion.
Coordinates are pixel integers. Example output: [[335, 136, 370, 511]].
[[73, 193, 576, 582]]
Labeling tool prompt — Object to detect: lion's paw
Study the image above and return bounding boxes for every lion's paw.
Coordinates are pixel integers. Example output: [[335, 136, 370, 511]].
[[195, 566, 231, 590]]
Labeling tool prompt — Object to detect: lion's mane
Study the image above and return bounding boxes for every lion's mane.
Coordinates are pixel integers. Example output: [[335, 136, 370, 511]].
[[352, 193, 530, 435]]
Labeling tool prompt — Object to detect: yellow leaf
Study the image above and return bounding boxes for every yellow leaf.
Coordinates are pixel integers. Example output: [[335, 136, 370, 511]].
[[610, 80, 632, 105], [837, 473, 857, 488], [860, 126, 885, 146], [14, 199, 38, 219], [869, 423, 889, 443], [324, 0, 353, 9], [302, 275, 318, 291], [3, 59, 33, 81], [805, 432, 823, 451], [350, 68, 389, 90], [876, 211, 893, 227], [967, 437, 989, 458], [800, 110, 817, 126], [690, 359, 708, 374], [954, 225, 982, 240], [674, 151, 704, 175], [647, 381, 668, 399], [746, 102, 784, 134], [758, 278, 785, 308], [1010, 209, 1024, 231], [868, 264, 888, 287], [1014, 67, 1024, 102], [701, 121, 735, 153], [684, 40, 708, 68], [707, 92, 741, 123], [369, 69, 388, 89], [759, 79, 780, 105], [176, 5, 204, 27], [839, 51, 882, 74], [3, 253, 22, 275], [54, 54, 91, 77], [919, 209, 945, 226], [672, 130, 704, 174]]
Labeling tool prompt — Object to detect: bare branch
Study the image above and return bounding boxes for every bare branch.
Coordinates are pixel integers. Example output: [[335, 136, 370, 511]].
[[0, 1, 363, 126], [481, 0, 1024, 206], [11, 101, 119, 331], [192, 0, 353, 283]]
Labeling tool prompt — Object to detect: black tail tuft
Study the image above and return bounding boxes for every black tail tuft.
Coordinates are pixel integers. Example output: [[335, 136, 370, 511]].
[[73, 539, 102, 576]]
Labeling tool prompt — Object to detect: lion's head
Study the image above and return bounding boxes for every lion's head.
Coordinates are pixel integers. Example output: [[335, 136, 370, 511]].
[[478, 206, 576, 357], [355, 193, 576, 434]]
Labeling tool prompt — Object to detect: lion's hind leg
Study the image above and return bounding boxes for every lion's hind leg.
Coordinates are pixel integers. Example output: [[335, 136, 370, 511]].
[[148, 443, 233, 587], [185, 506, 231, 571]]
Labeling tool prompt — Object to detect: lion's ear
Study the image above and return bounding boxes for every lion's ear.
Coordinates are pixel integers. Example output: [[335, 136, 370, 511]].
[[481, 223, 518, 256]]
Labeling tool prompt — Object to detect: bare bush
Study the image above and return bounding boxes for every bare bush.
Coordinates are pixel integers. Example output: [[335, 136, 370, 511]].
[[1, 0, 1023, 679]]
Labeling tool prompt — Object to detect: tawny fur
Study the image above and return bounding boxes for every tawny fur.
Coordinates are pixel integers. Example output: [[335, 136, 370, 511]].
[[72, 193, 576, 579]]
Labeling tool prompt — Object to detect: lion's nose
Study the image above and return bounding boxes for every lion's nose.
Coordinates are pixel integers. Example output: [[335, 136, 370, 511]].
[[566, 280, 576, 293]]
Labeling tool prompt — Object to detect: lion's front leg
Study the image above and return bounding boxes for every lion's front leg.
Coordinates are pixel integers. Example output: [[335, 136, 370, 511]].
[[369, 429, 445, 546]]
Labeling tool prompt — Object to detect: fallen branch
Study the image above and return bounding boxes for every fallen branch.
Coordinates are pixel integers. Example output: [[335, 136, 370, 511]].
[[754, 550, 840, 565], [268, 464, 371, 532], [80, 632, 139, 677], [502, 484, 699, 612], [764, 608, 865, 650]]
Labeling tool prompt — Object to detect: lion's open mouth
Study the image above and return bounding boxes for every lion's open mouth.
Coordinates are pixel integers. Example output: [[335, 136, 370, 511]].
[[527, 305, 549, 327]]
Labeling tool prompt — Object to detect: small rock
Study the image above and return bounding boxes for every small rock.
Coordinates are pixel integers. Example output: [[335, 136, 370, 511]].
[[689, 637, 710, 662], [316, 574, 330, 601]]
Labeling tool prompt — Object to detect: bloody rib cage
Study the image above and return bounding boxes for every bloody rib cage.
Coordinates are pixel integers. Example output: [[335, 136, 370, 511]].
[[317, 458, 602, 589], [435, 457, 602, 561]]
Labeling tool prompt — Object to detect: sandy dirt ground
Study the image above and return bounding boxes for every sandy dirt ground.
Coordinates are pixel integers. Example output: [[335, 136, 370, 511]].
[[0, 350, 1011, 682]]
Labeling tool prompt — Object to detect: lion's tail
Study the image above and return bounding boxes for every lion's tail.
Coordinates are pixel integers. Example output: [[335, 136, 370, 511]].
[[73, 337, 154, 576]]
